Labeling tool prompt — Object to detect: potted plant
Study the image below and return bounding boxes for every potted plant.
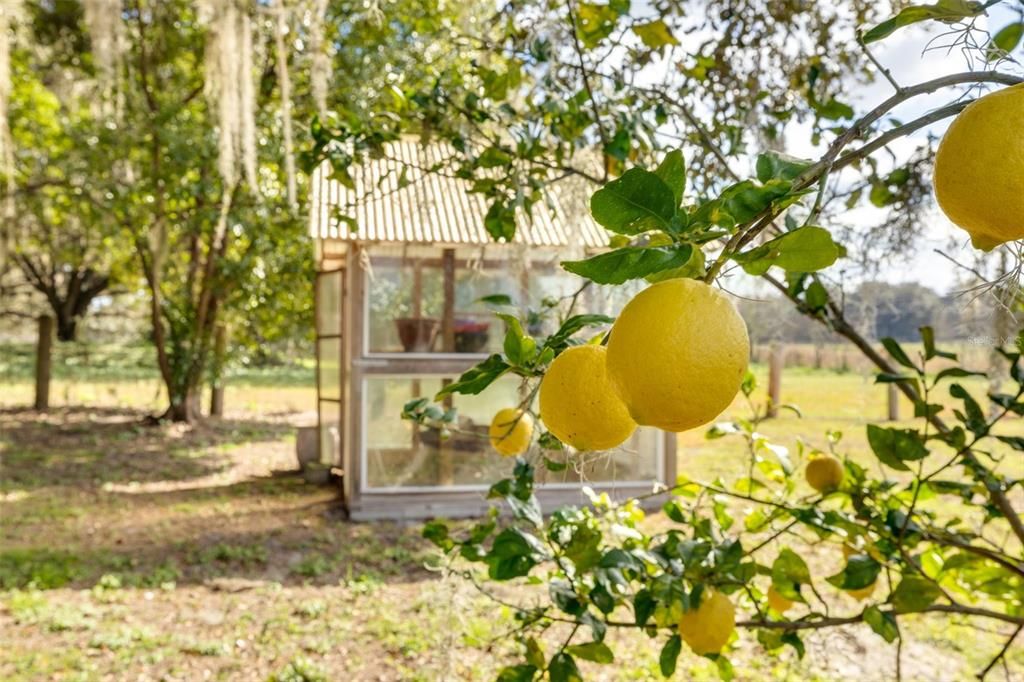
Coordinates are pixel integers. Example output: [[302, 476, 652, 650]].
[[395, 317, 440, 352], [454, 318, 491, 353]]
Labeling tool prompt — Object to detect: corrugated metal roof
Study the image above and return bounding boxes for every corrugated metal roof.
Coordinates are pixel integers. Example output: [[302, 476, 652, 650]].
[[309, 139, 609, 249]]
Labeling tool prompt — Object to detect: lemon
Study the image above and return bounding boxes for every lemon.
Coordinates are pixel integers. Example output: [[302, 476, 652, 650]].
[[538, 345, 636, 451], [846, 581, 877, 601], [488, 408, 534, 456], [679, 588, 735, 654], [606, 279, 749, 432], [934, 84, 1024, 250], [805, 454, 844, 492], [766, 586, 794, 613]]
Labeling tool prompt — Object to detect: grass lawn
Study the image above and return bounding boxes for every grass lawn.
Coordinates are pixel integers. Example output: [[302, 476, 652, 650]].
[[1, 358, 1021, 681]]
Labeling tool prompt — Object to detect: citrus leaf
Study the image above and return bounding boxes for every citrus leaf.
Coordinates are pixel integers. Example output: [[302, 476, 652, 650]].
[[771, 548, 812, 602], [866, 425, 927, 471], [826, 554, 881, 590], [862, 1, 987, 44], [733, 226, 840, 275], [654, 149, 686, 207], [987, 22, 1024, 60], [563, 245, 694, 285], [548, 653, 583, 682], [566, 641, 614, 664], [891, 575, 941, 613], [756, 151, 813, 183], [659, 634, 682, 677], [435, 355, 509, 399], [863, 606, 900, 643], [590, 167, 676, 234]]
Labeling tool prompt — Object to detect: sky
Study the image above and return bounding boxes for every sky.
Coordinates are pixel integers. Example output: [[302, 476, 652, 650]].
[[780, 5, 1024, 295]]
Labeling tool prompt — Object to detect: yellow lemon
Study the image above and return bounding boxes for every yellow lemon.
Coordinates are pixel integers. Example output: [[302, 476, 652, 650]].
[[766, 586, 795, 613], [538, 345, 636, 451], [805, 454, 844, 492], [846, 581, 877, 601], [934, 84, 1024, 250], [488, 408, 534, 456], [606, 279, 749, 432], [679, 588, 735, 655]]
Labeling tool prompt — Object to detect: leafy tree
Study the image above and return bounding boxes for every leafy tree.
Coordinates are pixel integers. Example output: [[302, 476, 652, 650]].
[[314, 1, 1024, 678], [1, 15, 132, 342]]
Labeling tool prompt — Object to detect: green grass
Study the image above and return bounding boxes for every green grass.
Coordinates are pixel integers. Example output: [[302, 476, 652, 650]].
[[0, 341, 313, 386]]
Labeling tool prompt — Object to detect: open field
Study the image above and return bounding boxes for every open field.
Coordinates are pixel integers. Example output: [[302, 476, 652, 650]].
[[1, 356, 1022, 681]]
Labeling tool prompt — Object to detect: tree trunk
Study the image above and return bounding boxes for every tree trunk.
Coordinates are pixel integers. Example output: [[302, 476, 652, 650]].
[[162, 383, 202, 423], [56, 315, 78, 343]]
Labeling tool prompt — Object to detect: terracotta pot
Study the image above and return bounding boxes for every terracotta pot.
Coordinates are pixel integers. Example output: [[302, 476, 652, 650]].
[[395, 317, 439, 352]]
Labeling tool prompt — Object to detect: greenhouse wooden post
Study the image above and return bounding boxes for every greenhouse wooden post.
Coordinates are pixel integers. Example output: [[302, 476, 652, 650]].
[[438, 249, 457, 486], [766, 344, 782, 418], [35, 314, 53, 411]]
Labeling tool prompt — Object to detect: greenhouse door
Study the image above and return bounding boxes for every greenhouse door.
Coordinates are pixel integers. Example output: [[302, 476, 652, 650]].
[[315, 267, 345, 469]]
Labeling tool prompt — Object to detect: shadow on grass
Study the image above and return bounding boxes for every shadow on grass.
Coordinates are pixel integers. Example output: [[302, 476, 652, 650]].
[[1, 476, 433, 591], [0, 406, 295, 491]]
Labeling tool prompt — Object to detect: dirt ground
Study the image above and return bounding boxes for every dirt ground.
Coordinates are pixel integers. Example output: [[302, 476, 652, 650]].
[[2, 398, 1022, 681]]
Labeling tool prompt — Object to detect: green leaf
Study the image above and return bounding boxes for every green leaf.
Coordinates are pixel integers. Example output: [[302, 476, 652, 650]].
[[544, 314, 614, 350], [496, 665, 538, 682], [576, 2, 621, 48], [733, 226, 840, 275], [771, 548, 812, 602], [756, 151, 813, 183], [634, 589, 656, 626], [436, 355, 510, 399], [477, 146, 513, 168], [548, 653, 583, 682], [590, 168, 676, 235], [863, 1, 987, 44], [485, 200, 516, 241], [633, 19, 679, 48], [645, 246, 705, 283], [654, 149, 686, 207], [891, 575, 942, 613], [866, 425, 928, 471], [485, 528, 546, 580], [479, 293, 514, 306], [881, 337, 918, 371], [565, 641, 614, 664], [659, 634, 682, 677], [827, 555, 881, 590], [498, 314, 537, 366], [863, 606, 899, 643], [987, 22, 1024, 60], [563, 245, 694, 285], [563, 525, 602, 572]]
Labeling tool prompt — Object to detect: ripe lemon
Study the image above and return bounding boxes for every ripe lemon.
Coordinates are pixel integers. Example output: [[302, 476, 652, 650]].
[[846, 581, 877, 601], [934, 84, 1024, 250], [805, 454, 844, 492], [488, 408, 533, 456], [606, 279, 749, 432], [538, 345, 636, 451], [679, 588, 735, 654], [766, 586, 795, 613]]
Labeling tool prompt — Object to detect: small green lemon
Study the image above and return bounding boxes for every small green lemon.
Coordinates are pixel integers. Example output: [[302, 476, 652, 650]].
[[488, 408, 533, 456]]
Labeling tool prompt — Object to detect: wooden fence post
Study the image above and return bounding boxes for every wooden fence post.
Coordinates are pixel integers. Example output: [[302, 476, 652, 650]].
[[766, 344, 783, 418], [210, 324, 227, 418], [35, 315, 53, 411], [887, 383, 899, 422]]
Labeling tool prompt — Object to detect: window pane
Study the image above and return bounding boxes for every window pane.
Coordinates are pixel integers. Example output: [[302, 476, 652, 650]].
[[364, 246, 519, 354], [319, 400, 341, 466], [318, 338, 341, 400], [362, 375, 661, 490], [316, 270, 343, 336]]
